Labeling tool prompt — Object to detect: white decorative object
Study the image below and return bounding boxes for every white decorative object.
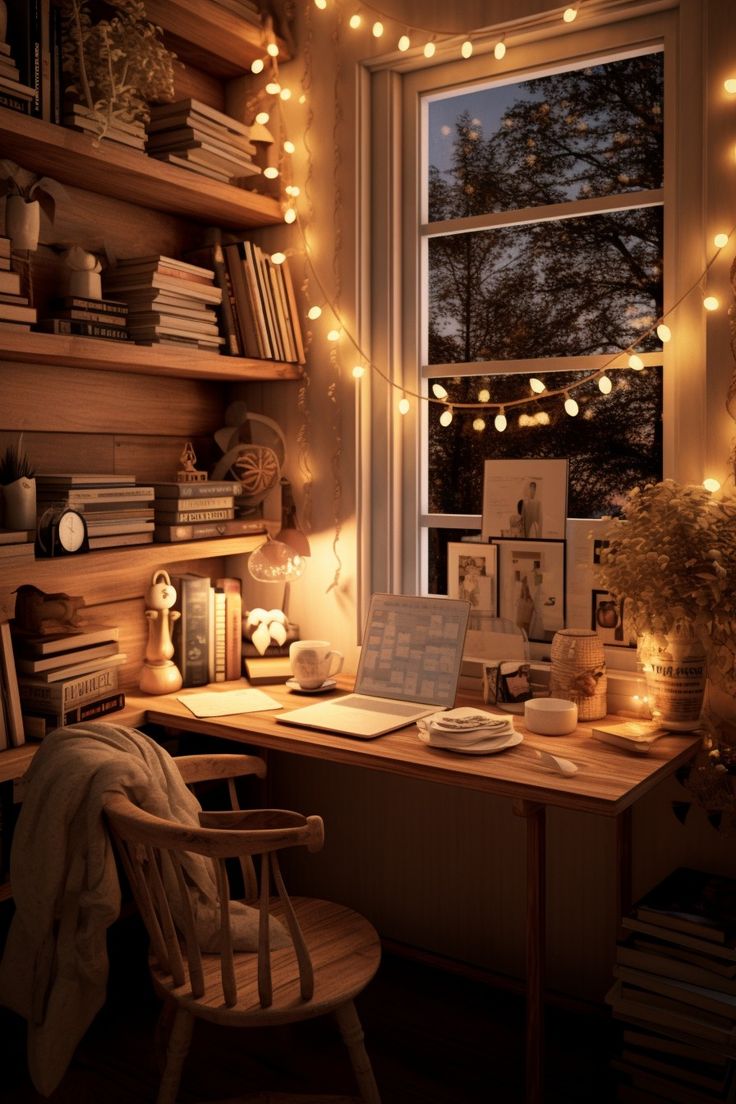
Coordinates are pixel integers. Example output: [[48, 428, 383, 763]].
[[5, 195, 40, 252], [63, 245, 102, 300], [2, 476, 36, 530], [524, 697, 578, 737], [245, 608, 288, 655], [139, 569, 183, 695]]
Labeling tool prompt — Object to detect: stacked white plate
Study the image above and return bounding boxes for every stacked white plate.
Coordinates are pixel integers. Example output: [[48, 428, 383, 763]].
[[417, 706, 523, 755]]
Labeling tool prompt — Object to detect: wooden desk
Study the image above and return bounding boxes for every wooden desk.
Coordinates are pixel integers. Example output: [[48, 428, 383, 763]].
[[123, 681, 700, 1104]]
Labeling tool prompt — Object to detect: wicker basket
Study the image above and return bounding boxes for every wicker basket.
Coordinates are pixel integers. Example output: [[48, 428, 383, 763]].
[[550, 629, 607, 721]]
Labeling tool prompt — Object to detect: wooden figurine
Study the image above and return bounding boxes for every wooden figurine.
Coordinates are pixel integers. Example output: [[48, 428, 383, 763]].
[[139, 569, 183, 694], [177, 440, 207, 483], [13, 584, 85, 634]]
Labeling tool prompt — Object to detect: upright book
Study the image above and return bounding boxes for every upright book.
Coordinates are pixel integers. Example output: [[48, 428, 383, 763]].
[[170, 574, 211, 687]]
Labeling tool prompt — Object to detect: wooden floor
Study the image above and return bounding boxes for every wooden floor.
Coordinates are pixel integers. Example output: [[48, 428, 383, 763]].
[[1, 912, 617, 1104]]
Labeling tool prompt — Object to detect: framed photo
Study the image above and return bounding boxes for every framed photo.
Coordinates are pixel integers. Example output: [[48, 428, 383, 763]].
[[447, 542, 497, 614], [481, 459, 568, 542], [494, 538, 566, 643], [591, 589, 637, 647]]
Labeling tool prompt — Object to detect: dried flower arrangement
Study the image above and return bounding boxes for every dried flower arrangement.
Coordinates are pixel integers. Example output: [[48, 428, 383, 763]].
[[61, 0, 176, 142], [0, 435, 35, 485]]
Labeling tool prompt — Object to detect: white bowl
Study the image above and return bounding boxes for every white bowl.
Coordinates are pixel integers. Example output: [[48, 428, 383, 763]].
[[524, 697, 578, 737]]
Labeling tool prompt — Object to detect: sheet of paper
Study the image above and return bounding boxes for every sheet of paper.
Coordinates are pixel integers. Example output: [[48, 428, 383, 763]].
[[177, 689, 283, 718]]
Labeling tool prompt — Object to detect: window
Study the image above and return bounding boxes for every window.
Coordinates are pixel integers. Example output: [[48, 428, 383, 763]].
[[422, 50, 665, 595]]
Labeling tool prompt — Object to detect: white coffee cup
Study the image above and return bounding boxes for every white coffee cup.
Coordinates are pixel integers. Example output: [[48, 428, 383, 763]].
[[289, 639, 344, 690]]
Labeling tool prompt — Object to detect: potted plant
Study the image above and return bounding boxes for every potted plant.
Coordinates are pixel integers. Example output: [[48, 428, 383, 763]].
[[0, 160, 67, 252], [0, 435, 36, 531], [61, 0, 176, 144], [596, 479, 736, 729]]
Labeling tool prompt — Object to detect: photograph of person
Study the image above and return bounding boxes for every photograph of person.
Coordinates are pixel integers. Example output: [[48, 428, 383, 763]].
[[447, 542, 497, 614], [482, 459, 568, 541], [495, 539, 565, 643]]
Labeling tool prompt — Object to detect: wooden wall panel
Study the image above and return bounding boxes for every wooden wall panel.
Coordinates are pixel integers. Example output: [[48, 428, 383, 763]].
[[0, 431, 114, 473], [114, 434, 219, 481], [171, 61, 226, 110]]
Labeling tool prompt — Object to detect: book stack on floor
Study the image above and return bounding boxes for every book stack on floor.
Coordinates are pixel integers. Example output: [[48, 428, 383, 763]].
[[152, 481, 265, 543], [169, 573, 242, 687], [11, 621, 127, 738], [0, 240, 37, 332], [36, 474, 155, 550], [222, 239, 305, 363], [146, 99, 261, 186], [607, 867, 736, 1103], [103, 256, 224, 351], [38, 294, 129, 342], [63, 103, 147, 152]]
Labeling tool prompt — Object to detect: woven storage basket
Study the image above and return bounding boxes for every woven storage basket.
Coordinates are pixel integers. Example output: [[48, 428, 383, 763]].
[[549, 629, 607, 721]]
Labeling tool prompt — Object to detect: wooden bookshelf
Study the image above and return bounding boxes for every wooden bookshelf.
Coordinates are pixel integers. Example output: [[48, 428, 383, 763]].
[[146, 0, 289, 78], [0, 331, 302, 382], [0, 109, 282, 229]]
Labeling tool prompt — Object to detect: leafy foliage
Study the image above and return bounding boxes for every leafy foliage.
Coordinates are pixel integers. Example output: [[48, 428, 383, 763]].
[[0, 436, 35, 483], [61, 0, 176, 140], [0, 160, 67, 223]]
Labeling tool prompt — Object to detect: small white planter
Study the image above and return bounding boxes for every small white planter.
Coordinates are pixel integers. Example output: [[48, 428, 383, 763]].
[[2, 476, 36, 531], [5, 195, 41, 252]]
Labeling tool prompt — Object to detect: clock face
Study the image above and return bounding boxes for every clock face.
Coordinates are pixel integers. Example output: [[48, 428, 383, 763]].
[[58, 510, 87, 552]]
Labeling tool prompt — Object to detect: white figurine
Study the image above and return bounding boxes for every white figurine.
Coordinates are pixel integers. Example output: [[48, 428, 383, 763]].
[[63, 245, 103, 300], [139, 569, 183, 694]]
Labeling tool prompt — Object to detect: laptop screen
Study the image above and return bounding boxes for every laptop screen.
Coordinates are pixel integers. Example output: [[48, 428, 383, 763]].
[[354, 594, 471, 708]]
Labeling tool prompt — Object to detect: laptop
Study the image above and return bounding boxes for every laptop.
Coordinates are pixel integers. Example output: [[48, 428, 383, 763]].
[[276, 593, 470, 739]]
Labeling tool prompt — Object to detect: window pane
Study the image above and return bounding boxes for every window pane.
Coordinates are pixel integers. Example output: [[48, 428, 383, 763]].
[[427, 368, 663, 518], [428, 207, 663, 364], [427, 53, 663, 222]]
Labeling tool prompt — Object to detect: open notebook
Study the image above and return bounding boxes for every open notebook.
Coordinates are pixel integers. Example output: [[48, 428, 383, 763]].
[[276, 593, 471, 739]]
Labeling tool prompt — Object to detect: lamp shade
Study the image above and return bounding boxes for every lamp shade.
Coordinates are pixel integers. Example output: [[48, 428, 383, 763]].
[[247, 536, 307, 582]]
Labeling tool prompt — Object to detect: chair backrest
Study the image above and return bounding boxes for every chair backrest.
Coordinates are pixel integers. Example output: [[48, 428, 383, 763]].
[[103, 756, 324, 1010]]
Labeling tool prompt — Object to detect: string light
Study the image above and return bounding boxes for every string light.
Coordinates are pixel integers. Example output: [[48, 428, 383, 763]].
[[529, 377, 545, 394], [280, 88, 292, 101], [628, 354, 644, 371], [352, 365, 365, 378], [494, 409, 507, 432], [251, 58, 264, 74], [398, 397, 410, 415], [714, 232, 729, 248], [424, 41, 436, 58], [562, 6, 578, 22], [284, 139, 296, 154], [703, 295, 720, 311], [307, 305, 322, 320], [398, 35, 410, 51], [657, 323, 672, 342], [265, 80, 281, 94], [327, 328, 342, 341], [477, 388, 490, 402], [266, 42, 279, 57], [285, 185, 301, 196], [284, 207, 297, 224], [372, 20, 383, 37], [439, 407, 453, 427], [598, 375, 612, 394], [432, 383, 449, 399], [493, 40, 506, 60], [461, 40, 473, 58], [564, 395, 579, 417], [255, 110, 270, 125], [472, 417, 486, 432], [314, 0, 327, 7], [263, 166, 280, 179], [725, 78, 736, 94], [704, 477, 722, 493], [349, 13, 361, 28], [271, 251, 286, 264]]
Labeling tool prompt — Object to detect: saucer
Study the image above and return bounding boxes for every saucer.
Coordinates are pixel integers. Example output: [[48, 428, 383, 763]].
[[418, 729, 523, 755], [286, 677, 337, 694]]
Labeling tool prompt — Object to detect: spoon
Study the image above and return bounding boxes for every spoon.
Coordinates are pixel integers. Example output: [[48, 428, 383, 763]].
[[532, 748, 579, 776]]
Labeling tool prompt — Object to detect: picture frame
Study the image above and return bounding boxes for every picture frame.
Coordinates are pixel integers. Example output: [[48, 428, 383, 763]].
[[591, 589, 637, 648], [481, 459, 568, 542], [447, 542, 497, 614], [493, 538, 566, 643]]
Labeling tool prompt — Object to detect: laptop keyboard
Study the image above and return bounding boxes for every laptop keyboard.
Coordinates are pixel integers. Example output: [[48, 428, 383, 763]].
[[332, 697, 430, 717]]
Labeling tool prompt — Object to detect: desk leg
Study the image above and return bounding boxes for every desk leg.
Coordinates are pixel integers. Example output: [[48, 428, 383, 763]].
[[614, 807, 633, 940], [513, 799, 546, 1104]]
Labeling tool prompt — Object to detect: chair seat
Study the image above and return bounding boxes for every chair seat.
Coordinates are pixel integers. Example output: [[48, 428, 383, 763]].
[[150, 897, 381, 1028]]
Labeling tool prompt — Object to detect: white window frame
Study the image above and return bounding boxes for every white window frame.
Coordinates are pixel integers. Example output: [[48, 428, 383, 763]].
[[360, 1, 709, 642]]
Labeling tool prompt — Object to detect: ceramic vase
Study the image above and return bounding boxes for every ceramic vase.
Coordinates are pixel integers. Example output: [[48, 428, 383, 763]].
[[5, 195, 41, 252], [2, 476, 36, 531], [639, 624, 707, 731], [550, 628, 607, 720]]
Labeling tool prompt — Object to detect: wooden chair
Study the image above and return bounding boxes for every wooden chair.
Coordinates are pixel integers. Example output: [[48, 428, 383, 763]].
[[103, 753, 382, 1104]]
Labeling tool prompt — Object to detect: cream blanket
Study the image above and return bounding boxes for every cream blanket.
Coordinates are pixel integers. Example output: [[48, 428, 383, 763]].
[[0, 721, 283, 1096]]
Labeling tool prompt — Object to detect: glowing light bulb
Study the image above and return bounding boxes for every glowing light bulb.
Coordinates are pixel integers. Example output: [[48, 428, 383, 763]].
[[265, 81, 281, 95], [563, 7, 577, 22], [704, 477, 721, 493], [494, 40, 506, 60], [564, 396, 579, 417], [598, 375, 612, 395], [472, 417, 486, 432], [461, 40, 473, 58], [271, 251, 286, 264], [286, 184, 301, 196], [307, 305, 322, 320], [703, 295, 720, 311], [284, 208, 297, 224], [352, 365, 365, 379], [255, 111, 270, 125], [283, 140, 296, 154], [263, 166, 280, 179], [628, 354, 644, 371], [267, 42, 279, 57], [432, 383, 448, 400], [494, 411, 507, 432], [439, 408, 453, 427], [349, 13, 361, 28], [714, 232, 729, 249], [477, 388, 490, 403], [280, 88, 292, 101], [251, 58, 265, 74], [372, 21, 383, 37], [327, 328, 341, 342], [424, 42, 436, 58], [657, 323, 672, 342], [398, 397, 410, 415], [314, 0, 327, 8], [529, 377, 545, 394], [398, 34, 410, 51], [299, 94, 306, 104], [725, 77, 736, 94]]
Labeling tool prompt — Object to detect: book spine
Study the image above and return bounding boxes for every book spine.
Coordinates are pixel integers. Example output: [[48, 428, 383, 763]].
[[64, 692, 125, 725], [211, 238, 241, 355], [153, 481, 240, 499], [50, 0, 61, 125], [18, 667, 120, 708], [50, 308, 128, 325], [214, 587, 226, 682], [240, 242, 271, 357], [154, 496, 233, 512], [172, 576, 210, 687], [154, 519, 266, 542], [37, 487, 154, 502], [40, 318, 129, 339], [223, 242, 260, 359], [154, 508, 235, 523], [40, 0, 50, 122], [216, 577, 242, 681], [56, 297, 128, 315]]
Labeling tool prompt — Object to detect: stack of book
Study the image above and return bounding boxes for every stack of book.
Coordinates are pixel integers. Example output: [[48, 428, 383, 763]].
[[63, 104, 147, 152], [38, 294, 129, 342], [146, 99, 261, 186], [0, 241, 37, 332], [12, 621, 127, 738], [1, 2, 38, 116], [222, 239, 305, 363], [169, 573, 242, 687], [152, 481, 262, 543], [36, 474, 155, 550], [607, 867, 736, 1103], [103, 255, 225, 352]]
